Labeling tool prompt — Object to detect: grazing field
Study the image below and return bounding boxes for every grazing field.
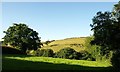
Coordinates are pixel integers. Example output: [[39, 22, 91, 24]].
[[1, 37, 114, 71], [2, 54, 112, 71], [41, 37, 86, 52]]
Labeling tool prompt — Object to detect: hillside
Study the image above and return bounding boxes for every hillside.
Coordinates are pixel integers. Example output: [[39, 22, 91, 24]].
[[41, 37, 87, 52], [1, 46, 25, 54]]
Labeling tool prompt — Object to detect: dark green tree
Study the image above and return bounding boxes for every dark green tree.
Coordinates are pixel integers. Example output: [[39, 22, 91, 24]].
[[90, 11, 120, 52], [54, 47, 78, 59], [36, 49, 54, 57], [90, 5, 120, 70], [3, 23, 42, 53], [111, 1, 120, 70]]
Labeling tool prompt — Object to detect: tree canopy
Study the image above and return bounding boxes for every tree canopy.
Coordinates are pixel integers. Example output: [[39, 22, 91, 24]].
[[90, 1, 120, 70], [3, 23, 42, 53], [90, 7, 120, 51], [90, 1, 120, 50]]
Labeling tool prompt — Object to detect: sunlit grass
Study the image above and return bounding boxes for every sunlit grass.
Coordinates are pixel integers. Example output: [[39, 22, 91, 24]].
[[49, 37, 86, 45], [4, 55, 111, 67], [2, 54, 113, 70], [41, 37, 86, 52]]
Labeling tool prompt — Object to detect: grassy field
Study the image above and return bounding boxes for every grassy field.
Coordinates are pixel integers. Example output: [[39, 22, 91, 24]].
[[2, 37, 114, 71], [2, 54, 113, 71], [41, 37, 86, 52]]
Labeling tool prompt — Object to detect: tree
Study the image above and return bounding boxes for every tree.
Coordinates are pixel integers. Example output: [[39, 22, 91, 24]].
[[90, 11, 120, 50], [90, 5, 120, 70], [113, 1, 120, 18], [111, 1, 120, 70], [54, 47, 78, 59], [3, 23, 42, 53], [36, 49, 54, 57], [79, 50, 95, 61], [85, 36, 102, 61]]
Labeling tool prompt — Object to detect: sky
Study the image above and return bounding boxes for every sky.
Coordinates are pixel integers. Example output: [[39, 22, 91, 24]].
[[1, 0, 119, 2], [1, 2, 117, 41]]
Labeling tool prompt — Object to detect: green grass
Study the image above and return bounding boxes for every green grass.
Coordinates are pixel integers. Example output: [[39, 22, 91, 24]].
[[48, 37, 86, 45], [2, 54, 113, 71], [1, 37, 114, 71]]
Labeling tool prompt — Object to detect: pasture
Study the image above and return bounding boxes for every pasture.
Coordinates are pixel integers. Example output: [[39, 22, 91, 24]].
[[2, 54, 113, 71], [1, 37, 115, 71], [41, 37, 86, 52]]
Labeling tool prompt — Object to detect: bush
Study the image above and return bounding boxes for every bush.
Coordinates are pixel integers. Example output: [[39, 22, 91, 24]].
[[79, 50, 95, 61], [84, 36, 109, 61], [36, 49, 45, 56], [36, 49, 54, 57], [54, 47, 78, 59]]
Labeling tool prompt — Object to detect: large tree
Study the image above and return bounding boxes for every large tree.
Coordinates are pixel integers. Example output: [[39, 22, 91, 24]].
[[3, 23, 41, 53], [90, 1, 120, 50], [90, 1, 120, 70], [90, 11, 117, 50]]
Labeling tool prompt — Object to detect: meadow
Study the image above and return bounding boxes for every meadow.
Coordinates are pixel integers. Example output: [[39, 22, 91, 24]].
[[2, 37, 114, 71], [2, 54, 112, 71]]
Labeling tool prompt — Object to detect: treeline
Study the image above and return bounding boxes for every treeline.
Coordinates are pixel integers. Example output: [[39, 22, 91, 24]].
[[35, 47, 95, 61]]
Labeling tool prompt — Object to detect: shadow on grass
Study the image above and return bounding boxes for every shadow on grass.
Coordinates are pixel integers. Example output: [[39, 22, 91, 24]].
[[2, 54, 34, 58], [2, 55, 115, 72]]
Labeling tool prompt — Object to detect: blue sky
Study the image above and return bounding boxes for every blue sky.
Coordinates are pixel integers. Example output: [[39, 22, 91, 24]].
[[1, 0, 119, 2], [2, 2, 117, 41]]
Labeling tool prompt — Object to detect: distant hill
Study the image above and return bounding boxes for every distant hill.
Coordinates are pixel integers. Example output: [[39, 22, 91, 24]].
[[40, 37, 87, 52], [1, 37, 88, 53]]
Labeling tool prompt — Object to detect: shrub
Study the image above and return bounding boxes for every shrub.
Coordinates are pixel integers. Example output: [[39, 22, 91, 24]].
[[79, 50, 95, 61], [36, 49, 54, 57], [36, 49, 45, 56], [54, 47, 78, 59], [84, 36, 110, 61], [43, 49, 54, 57]]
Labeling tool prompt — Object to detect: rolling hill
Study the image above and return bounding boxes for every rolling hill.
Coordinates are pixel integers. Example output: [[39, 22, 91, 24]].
[[40, 37, 87, 52]]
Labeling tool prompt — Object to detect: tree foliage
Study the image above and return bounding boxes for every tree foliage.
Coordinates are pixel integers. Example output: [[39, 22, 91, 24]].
[[85, 36, 102, 61], [54, 47, 78, 59], [90, 11, 120, 50], [113, 1, 120, 18], [36, 49, 54, 57], [90, 1, 120, 70], [3, 23, 41, 53]]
